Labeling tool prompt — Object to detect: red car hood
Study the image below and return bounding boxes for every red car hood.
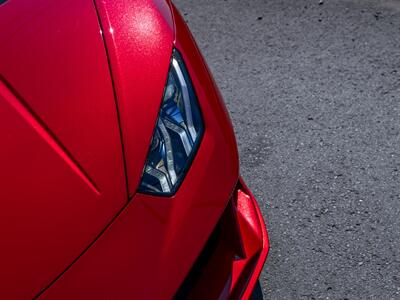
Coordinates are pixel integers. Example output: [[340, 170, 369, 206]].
[[0, 0, 169, 298]]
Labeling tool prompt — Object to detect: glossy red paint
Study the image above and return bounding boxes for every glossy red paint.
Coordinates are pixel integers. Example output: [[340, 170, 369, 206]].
[[0, 0, 126, 298], [0, 0, 268, 299]]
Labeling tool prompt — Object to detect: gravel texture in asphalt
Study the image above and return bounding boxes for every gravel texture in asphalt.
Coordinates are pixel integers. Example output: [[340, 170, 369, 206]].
[[172, 0, 400, 299]]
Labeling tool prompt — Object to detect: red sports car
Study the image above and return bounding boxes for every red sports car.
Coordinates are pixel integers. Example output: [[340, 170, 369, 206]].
[[0, 0, 269, 299]]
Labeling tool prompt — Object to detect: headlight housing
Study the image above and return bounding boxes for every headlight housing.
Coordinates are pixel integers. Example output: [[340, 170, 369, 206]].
[[138, 50, 204, 196]]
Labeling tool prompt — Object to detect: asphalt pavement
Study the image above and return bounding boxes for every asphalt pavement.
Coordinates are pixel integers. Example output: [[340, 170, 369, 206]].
[[173, 0, 400, 299]]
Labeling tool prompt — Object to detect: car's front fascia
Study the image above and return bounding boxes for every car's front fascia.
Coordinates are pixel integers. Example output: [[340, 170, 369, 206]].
[[37, 1, 269, 299]]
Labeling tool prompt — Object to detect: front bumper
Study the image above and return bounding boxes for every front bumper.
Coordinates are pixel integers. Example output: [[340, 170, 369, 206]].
[[175, 177, 269, 300]]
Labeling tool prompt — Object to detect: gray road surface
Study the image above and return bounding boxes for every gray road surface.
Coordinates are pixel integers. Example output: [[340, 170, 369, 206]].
[[172, 0, 400, 299]]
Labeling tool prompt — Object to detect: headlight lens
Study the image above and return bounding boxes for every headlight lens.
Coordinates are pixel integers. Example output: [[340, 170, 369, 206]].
[[138, 50, 204, 195]]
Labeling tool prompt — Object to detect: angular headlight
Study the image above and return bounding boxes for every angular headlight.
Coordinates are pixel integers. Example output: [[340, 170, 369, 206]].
[[138, 50, 204, 195]]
